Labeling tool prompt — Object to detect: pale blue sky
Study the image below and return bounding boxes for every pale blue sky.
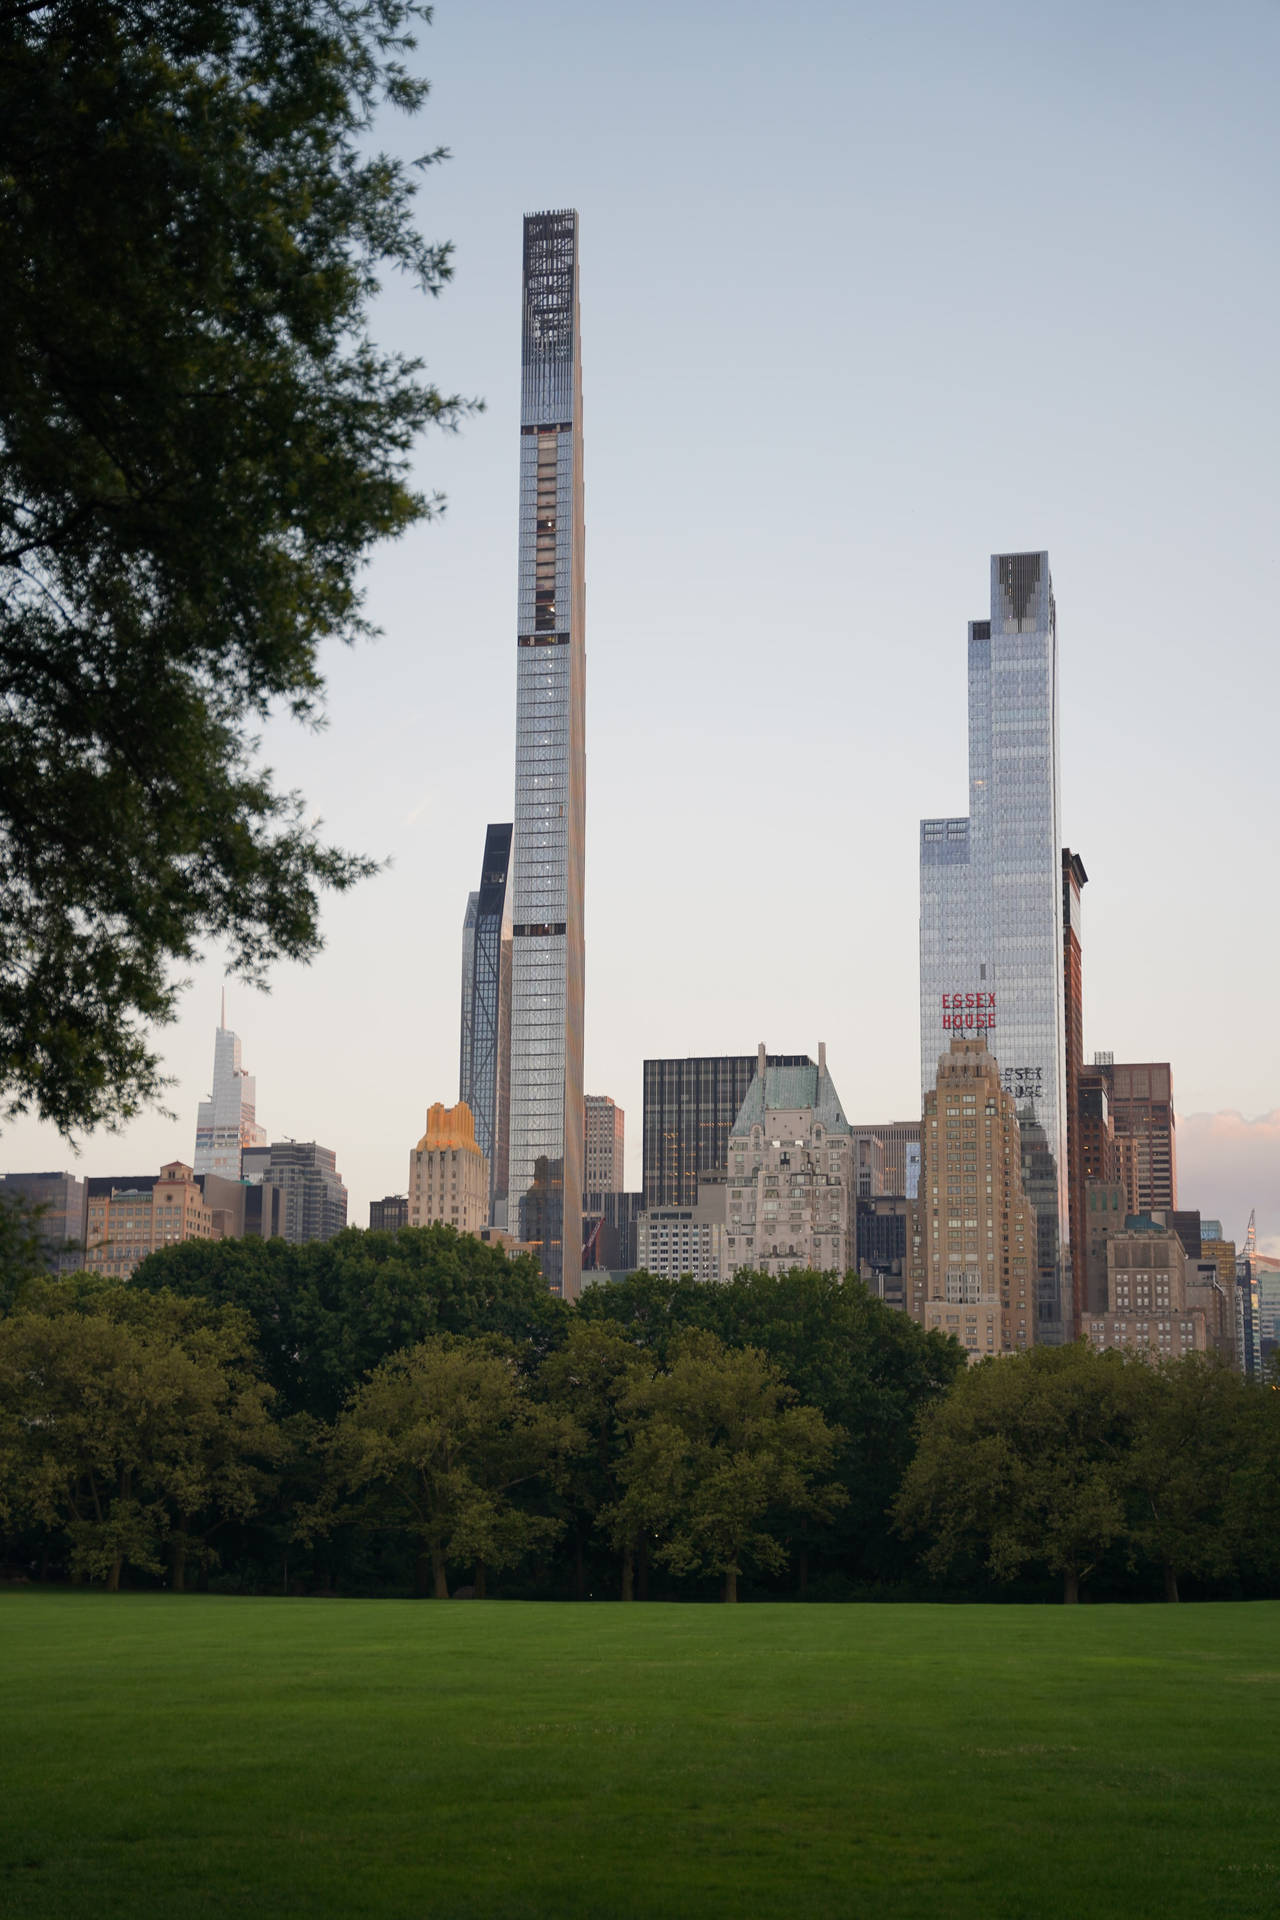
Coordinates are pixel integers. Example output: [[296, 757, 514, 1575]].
[[5, 0, 1279, 1245]]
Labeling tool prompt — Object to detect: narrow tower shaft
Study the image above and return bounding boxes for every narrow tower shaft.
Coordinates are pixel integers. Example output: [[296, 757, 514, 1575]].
[[507, 210, 586, 1297]]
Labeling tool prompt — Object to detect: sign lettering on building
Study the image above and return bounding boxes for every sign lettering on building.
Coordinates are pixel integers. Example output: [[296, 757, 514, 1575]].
[[940, 991, 996, 1032], [1002, 1065, 1044, 1103]]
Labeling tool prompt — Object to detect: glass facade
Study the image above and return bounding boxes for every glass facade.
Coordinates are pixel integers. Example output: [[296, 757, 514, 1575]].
[[919, 553, 1068, 1338], [642, 1054, 813, 1209], [458, 823, 513, 1225], [193, 1014, 266, 1181], [508, 211, 586, 1297]]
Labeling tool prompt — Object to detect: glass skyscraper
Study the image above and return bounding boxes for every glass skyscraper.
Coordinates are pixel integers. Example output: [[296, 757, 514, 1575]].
[[507, 211, 586, 1297], [458, 821, 513, 1225], [919, 553, 1068, 1339], [193, 998, 266, 1181]]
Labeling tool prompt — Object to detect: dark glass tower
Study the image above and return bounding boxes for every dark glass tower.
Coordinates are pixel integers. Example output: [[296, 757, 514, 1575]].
[[459, 821, 513, 1225], [642, 1054, 813, 1209], [507, 210, 586, 1296]]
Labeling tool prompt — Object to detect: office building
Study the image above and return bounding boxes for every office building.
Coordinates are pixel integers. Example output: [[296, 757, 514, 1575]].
[[642, 1052, 813, 1209], [1094, 1060, 1177, 1212], [506, 210, 587, 1298], [724, 1045, 855, 1276], [408, 1102, 489, 1236], [857, 1195, 910, 1310], [582, 1189, 643, 1273], [637, 1191, 727, 1283], [83, 1161, 214, 1279], [916, 1036, 1037, 1361], [844, 1121, 922, 1200], [193, 998, 267, 1180], [584, 1094, 625, 1193], [459, 822, 513, 1224], [369, 1195, 409, 1233], [242, 1140, 347, 1245], [1062, 850, 1088, 1333], [1081, 1215, 1207, 1358], [0, 1169, 88, 1275], [920, 552, 1068, 1341]]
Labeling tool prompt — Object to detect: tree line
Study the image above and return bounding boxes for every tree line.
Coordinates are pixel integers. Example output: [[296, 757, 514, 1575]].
[[1, 1221, 1277, 1602]]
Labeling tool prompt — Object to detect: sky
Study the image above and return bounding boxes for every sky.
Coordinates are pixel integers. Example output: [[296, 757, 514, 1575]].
[[4, 0, 1279, 1249]]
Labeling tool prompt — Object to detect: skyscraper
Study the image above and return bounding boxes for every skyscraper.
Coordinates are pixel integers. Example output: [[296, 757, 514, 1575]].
[[506, 211, 587, 1298], [458, 822, 513, 1224], [193, 997, 267, 1180], [1062, 849, 1088, 1334], [642, 1053, 813, 1209], [584, 1094, 625, 1193], [920, 553, 1068, 1340], [241, 1141, 347, 1244], [1095, 1061, 1177, 1211]]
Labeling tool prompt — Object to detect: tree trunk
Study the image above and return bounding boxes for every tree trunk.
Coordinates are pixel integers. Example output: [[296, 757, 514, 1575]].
[[171, 1529, 188, 1594], [621, 1552, 634, 1602], [431, 1545, 448, 1600], [573, 1532, 585, 1601], [474, 1560, 487, 1600], [107, 1556, 123, 1594], [638, 1538, 650, 1603], [1063, 1568, 1079, 1604], [1164, 1563, 1180, 1604], [724, 1567, 738, 1604]]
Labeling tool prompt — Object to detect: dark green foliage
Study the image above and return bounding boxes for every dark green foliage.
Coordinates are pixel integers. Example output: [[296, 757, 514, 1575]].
[[131, 1225, 571, 1421], [0, 0, 467, 1131], [0, 1193, 49, 1312]]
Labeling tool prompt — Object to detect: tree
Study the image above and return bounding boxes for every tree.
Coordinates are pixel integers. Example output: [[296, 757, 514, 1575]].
[[896, 1344, 1137, 1603], [132, 1224, 570, 1421], [606, 1331, 845, 1603], [0, 1283, 280, 1588], [536, 1320, 648, 1598], [0, 0, 468, 1132], [0, 1192, 49, 1313], [323, 1337, 581, 1598], [1123, 1355, 1257, 1602]]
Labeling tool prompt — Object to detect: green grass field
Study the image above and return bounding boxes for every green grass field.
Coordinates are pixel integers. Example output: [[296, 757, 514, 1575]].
[[3, 1594, 1278, 1919]]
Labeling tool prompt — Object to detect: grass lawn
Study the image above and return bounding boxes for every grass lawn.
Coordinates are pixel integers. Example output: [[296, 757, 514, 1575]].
[[2, 1594, 1278, 1918]]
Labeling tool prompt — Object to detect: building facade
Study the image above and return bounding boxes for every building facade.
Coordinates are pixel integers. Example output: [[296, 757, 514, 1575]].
[[584, 1094, 625, 1193], [846, 1121, 922, 1199], [369, 1195, 409, 1233], [856, 1195, 910, 1310], [1062, 850, 1087, 1333], [0, 1170, 88, 1275], [723, 1046, 854, 1276], [83, 1161, 213, 1279], [582, 1189, 643, 1273], [408, 1102, 489, 1236], [242, 1141, 347, 1245], [1096, 1061, 1177, 1212], [642, 1053, 813, 1209], [916, 1037, 1037, 1361], [459, 822, 513, 1225], [637, 1192, 727, 1283], [1081, 1217, 1207, 1358], [193, 1002, 267, 1180], [506, 209, 587, 1298], [920, 552, 1068, 1341]]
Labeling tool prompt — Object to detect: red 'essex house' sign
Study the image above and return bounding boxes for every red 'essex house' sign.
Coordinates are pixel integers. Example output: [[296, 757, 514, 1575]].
[[940, 992, 995, 1031]]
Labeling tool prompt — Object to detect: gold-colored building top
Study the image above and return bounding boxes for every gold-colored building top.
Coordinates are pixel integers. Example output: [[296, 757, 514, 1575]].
[[416, 1101, 481, 1156]]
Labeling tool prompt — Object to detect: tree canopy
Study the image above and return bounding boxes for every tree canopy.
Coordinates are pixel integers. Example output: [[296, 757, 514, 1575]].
[[0, 0, 465, 1131]]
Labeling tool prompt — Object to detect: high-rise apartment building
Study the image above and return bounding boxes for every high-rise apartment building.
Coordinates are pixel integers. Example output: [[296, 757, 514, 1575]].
[[642, 1053, 813, 1209], [241, 1141, 347, 1245], [1062, 850, 1088, 1333], [583, 1094, 625, 1193], [507, 210, 587, 1299], [408, 1102, 489, 1236], [920, 552, 1068, 1341], [1094, 1061, 1177, 1212], [637, 1193, 727, 1283], [83, 1161, 214, 1279], [724, 1045, 855, 1277], [1081, 1217, 1207, 1359], [0, 1169, 88, 1275], [459, 822, 513, 1224], [194, 1001, 267, 1180], [916, 1036, 1037, 1361]]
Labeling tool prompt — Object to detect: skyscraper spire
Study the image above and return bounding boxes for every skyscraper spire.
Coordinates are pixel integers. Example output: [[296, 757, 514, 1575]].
[[220, 984, 227, 1031], [194, 1008, 266, 1179]]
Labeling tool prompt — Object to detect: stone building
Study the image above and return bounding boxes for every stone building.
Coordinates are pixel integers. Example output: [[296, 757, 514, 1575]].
[[1081, 1214, 1207, 1358], [408, 1102, 489, 1236], [83, 1161, 213, 1279], [915, 1036, 1037, 1361], [723, 1045, 854, 1277]]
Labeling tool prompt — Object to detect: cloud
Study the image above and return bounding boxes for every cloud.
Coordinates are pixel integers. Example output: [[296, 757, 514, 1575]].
[[1175, 1110, 1280, 1252]]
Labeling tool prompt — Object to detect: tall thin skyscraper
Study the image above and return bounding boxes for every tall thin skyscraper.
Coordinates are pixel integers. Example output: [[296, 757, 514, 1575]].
[[919, 553, 1068, 1339], [193, 996, 266, 1180], [507, 210, 587, 1297], [459, 822, 513, 1225]]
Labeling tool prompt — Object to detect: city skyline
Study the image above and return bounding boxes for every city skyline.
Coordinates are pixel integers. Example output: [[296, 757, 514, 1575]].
[[0, 4, 1276, 1254]]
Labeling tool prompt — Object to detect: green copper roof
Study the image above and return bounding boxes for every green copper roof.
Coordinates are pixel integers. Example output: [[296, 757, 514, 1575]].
[[730, 1063, 851, 1137]]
